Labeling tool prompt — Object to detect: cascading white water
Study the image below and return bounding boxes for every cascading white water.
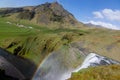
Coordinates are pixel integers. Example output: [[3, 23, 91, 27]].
[[73, 53, 120, 72], [32, 50, 120, 80]]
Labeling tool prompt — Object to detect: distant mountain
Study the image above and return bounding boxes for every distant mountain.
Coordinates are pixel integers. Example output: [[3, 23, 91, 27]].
[[0, 2, 81, 27], [85, 23, 106, 28], [85, 22, 119, 30]]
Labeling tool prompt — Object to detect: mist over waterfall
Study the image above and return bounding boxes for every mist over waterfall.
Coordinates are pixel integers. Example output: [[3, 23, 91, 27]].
[[33, 49, 120, 80], [32, 46, 86, 80], [33, 52, 69, 80]]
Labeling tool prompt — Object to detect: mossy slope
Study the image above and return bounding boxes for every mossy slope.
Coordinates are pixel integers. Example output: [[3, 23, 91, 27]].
[[69, 65, 120, 80]]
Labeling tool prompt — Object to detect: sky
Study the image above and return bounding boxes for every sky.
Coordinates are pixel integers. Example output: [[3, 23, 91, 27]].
[[0, 0, 120, 30]]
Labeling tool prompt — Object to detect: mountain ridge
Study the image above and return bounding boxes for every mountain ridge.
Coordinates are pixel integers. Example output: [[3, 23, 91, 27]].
[[0, 2, 82, 28]]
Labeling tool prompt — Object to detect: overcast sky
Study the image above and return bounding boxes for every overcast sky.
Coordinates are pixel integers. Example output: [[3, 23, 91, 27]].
[[0, 0, 120, 30]]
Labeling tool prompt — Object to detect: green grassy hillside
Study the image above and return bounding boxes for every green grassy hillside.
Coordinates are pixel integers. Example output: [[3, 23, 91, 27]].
[[0, 16, 120, 65], [0, 17, 87, 65], [71, 28, 120, 62]]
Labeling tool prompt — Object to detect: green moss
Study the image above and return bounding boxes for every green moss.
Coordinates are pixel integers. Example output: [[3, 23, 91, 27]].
[[69, 65, 120, 80]]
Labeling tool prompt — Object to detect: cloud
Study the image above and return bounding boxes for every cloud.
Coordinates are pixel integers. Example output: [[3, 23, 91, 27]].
[[102, 9, 120, 21], [93, 9, 120, 21], [84, 20, 120, 30], [93, 12, 104, 19]]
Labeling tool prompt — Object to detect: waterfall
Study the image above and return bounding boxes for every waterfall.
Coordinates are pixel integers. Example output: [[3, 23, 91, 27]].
[[32, 46, 85, 80], [32, 51, 72, 80], [73, 53, 120, 72], [66, 53, 120, 80], [32, 49, 120, 80]]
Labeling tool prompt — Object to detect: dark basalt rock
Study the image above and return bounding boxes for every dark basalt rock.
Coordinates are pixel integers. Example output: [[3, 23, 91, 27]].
[[0, 48, 37, 79], [0, 69, 19, 80]]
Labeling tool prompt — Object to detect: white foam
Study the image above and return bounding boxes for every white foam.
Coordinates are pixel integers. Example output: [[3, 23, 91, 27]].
[[73, 53, 98, 72]]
